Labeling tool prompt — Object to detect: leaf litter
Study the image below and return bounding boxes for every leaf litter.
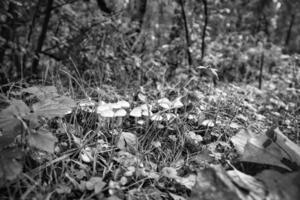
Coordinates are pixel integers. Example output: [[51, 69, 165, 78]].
[[0, 82, 300, 200]]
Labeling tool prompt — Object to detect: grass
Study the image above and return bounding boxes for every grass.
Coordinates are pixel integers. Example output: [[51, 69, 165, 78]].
[[0, 62, 299, 200]]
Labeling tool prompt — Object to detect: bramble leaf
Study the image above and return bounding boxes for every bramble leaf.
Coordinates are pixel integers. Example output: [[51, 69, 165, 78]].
[[32, 96, 75, 118], [21, 86, 59, 100], [0, 148, 23, 181], [0, 99, 29, 149], [28, 128, 58, 153]]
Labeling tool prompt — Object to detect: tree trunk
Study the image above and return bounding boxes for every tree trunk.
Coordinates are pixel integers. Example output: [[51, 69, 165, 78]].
[[96, 0, 112, 13], [285, 13, 295, 47], [201, 0, 208, 61], [179, 0, 192, 67], [31, 0, 53, 77], [258, 52, 264, 89]]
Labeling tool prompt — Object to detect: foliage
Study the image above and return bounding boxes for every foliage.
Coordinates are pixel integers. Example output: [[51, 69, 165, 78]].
[[0, 86, 75, 183], [1, 0, 300, 199]]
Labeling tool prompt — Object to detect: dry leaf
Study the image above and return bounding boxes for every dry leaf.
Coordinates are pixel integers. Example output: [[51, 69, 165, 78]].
[[117, 132, 137, 151]]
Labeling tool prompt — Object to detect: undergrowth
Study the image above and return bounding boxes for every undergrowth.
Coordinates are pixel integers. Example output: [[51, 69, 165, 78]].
[[0, 60, 299, 200]]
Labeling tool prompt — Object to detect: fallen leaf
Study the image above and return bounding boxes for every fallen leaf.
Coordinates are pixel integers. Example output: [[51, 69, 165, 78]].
[[158, 97, 172, 109], [231, 129, 256, 154], [230, 122, 241, 129], [227, 169, 265, 199], [85, 177, 105, 194], [176, 174, 197, 189], [138, 93, 147, 102], [172, 97, 184, 109], [161, 167, 178, 179], [169, 192, 187, 200], [242, 134, 290, 170], [117, 132, 137, 151], [256, 170, 300, 200], [80, 147, 93, 163], [201, 119, 215, 127], [151, 114, 164, 121]]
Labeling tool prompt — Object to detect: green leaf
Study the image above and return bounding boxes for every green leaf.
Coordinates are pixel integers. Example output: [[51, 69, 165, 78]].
[[0, 99, 29, 149], [32, 96, 76, 118], [21, 86, 59, 100], [28, 128, 58, 153], [0, 148, 23, 181]]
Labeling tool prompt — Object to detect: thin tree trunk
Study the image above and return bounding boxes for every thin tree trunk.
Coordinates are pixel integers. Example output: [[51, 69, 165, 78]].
[[179, 0, 192, 67], [96, 0, 111, 14], [0, 2, 18, 65], [201, 0, 208, 61], [285, 13, 295, 47], [22, 0, 41, 75], [31, 0, 53, 76], [258, 52, 264, 89]]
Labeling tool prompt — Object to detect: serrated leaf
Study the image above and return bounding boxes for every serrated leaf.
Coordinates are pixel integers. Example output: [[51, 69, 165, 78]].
[[33, 96, 75, 118], [21, 86, 59, 100], [0, 99, 29, 149], [0, 148, 23, 181], [28, 129, 57, 153], [0, 107, 22, 133]]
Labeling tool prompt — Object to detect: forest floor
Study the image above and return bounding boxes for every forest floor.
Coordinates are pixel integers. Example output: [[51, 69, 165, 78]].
[[0, 61, 300, 200]]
